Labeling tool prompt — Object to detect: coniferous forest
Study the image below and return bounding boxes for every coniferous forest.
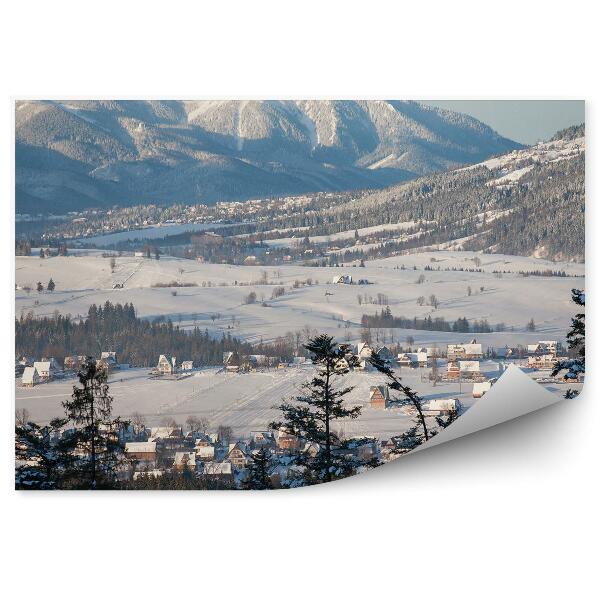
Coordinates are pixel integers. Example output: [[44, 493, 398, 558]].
[[15, 301, 254, 367]]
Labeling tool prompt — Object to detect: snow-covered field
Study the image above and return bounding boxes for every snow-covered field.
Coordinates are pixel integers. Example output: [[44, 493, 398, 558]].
[[15, 250, 583, 348], [11, 364, 479, 437], [15, 249, 583, 437], [14, 362, 580, 437]]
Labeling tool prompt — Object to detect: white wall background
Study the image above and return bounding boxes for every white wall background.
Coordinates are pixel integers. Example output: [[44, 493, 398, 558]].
[[1, 2, 597, 598]]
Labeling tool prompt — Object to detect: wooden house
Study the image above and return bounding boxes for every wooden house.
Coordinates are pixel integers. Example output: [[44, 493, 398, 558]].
[[446, 360, 461, 380], [173, 451, 197, 472], [250, 431, 275, 448], [447, 340, 483, 360], [226, 442, 249, 469], [181, 360, 194, 371], [33, 360, 55, 380], [21, 366, 40, 387], [277, 429, 301, 451], [495, 346, 513, 359], [527, 354, 555, 370], [195, 445, 215, 462], [64, 355, 87, 370], [157, 354, 177, 374], [332, 274, 352, 284], [223, 351, 242, 372], [369, 385, 390, 409], [375, 346, 395, 363], [201, 462, 233, 484], [528, 341, 558, 358], [458, 360, 481, 379], [125, 441, 157, 467], [425, 398, 462, 415], [397, 352, 427, 367]]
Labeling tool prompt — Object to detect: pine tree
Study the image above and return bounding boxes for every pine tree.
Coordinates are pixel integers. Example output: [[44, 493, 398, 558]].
[[270, 335, 376, 485], [39, 248, 45, 259], [242, 448, 273, 490], [62, 359, 128, 488], [15, 418, 77, 489], [552, 289, 585, 398], [370, 350, 431, 452], [47, 278, 55, 292]]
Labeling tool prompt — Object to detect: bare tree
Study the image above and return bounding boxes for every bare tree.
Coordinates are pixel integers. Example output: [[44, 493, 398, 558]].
[[16, 408, 30, 428]]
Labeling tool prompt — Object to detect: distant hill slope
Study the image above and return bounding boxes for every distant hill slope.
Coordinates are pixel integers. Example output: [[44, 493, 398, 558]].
[[15, 100, 520, 214], [314, 128, 584, 262]]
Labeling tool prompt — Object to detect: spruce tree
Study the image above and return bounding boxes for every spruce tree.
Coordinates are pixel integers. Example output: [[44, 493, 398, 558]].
[[242, 448, 273, 490], [15, 418, 77, 489], [62, 358, 128, 488], [271, 334, 376, 485], [47, 278, 55, 292], [552, 289, 585, 398]]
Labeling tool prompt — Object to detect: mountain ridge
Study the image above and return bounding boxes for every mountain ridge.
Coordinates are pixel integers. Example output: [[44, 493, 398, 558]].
[[15, 100, 521, 214]]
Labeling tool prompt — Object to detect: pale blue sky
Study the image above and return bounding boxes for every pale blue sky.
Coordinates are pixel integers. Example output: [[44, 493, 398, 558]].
[[421, 100, 584, 145]]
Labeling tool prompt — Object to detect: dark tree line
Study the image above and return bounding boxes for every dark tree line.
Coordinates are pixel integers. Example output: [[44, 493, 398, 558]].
[[362, 307, 493, 333], [16, 301, 254, 367]]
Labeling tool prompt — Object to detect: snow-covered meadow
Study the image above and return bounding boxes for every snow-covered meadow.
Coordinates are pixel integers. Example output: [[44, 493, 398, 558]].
[[15, 248, 584, 436], [16, 250, 583, 348]]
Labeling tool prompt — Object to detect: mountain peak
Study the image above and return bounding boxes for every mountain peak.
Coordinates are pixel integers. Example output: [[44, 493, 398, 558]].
[[15, 100, 521, 214]]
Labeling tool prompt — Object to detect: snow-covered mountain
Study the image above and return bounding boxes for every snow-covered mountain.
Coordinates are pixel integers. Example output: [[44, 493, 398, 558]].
[[15, 100, 520, 213]]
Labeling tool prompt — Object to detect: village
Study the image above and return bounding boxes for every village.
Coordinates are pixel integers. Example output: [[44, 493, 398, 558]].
[[15, 335, 582, 488]]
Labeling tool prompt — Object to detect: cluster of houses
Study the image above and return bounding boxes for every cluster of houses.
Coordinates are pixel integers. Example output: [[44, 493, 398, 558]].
[[123, 425, 383, 487], [221, 351, 303, 373], [18, 351, 128, 387], [331, 274, 370, 285], [153, 355, 194, 376]]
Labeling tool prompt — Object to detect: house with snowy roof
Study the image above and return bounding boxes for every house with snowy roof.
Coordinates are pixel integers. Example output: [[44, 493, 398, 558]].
[[332, 274, 352, 284], [195, 445, 215, 462], [21, 366, 40, 387], [64, 355, 87, 370], [157, 354, 177, 375], [226, 442, 249, 469], [223, 351, 242, 372], [174, 451, 197, 472], [276, 429, 301, 451], [33, 360, 59, 380], [425, 398, 462, 415], [528, 341, 558, 358], [125, 442, 157, 467], [201, 462, 234, 484], [397, 352, 427, 367], [447, 340, 483, 360], [369, 385, 390, 409], [527, 354, 556, 370], [375, 345, 395, 363]]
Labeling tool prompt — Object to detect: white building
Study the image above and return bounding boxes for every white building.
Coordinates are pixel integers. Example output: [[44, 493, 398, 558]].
[[426, 398, 462, 415], [332, 274, 352, 284], [21, 366, 40, 387]]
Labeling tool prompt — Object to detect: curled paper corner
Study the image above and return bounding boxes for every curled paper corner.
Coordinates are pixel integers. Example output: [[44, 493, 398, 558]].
[[414, 365, 563, 453]]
